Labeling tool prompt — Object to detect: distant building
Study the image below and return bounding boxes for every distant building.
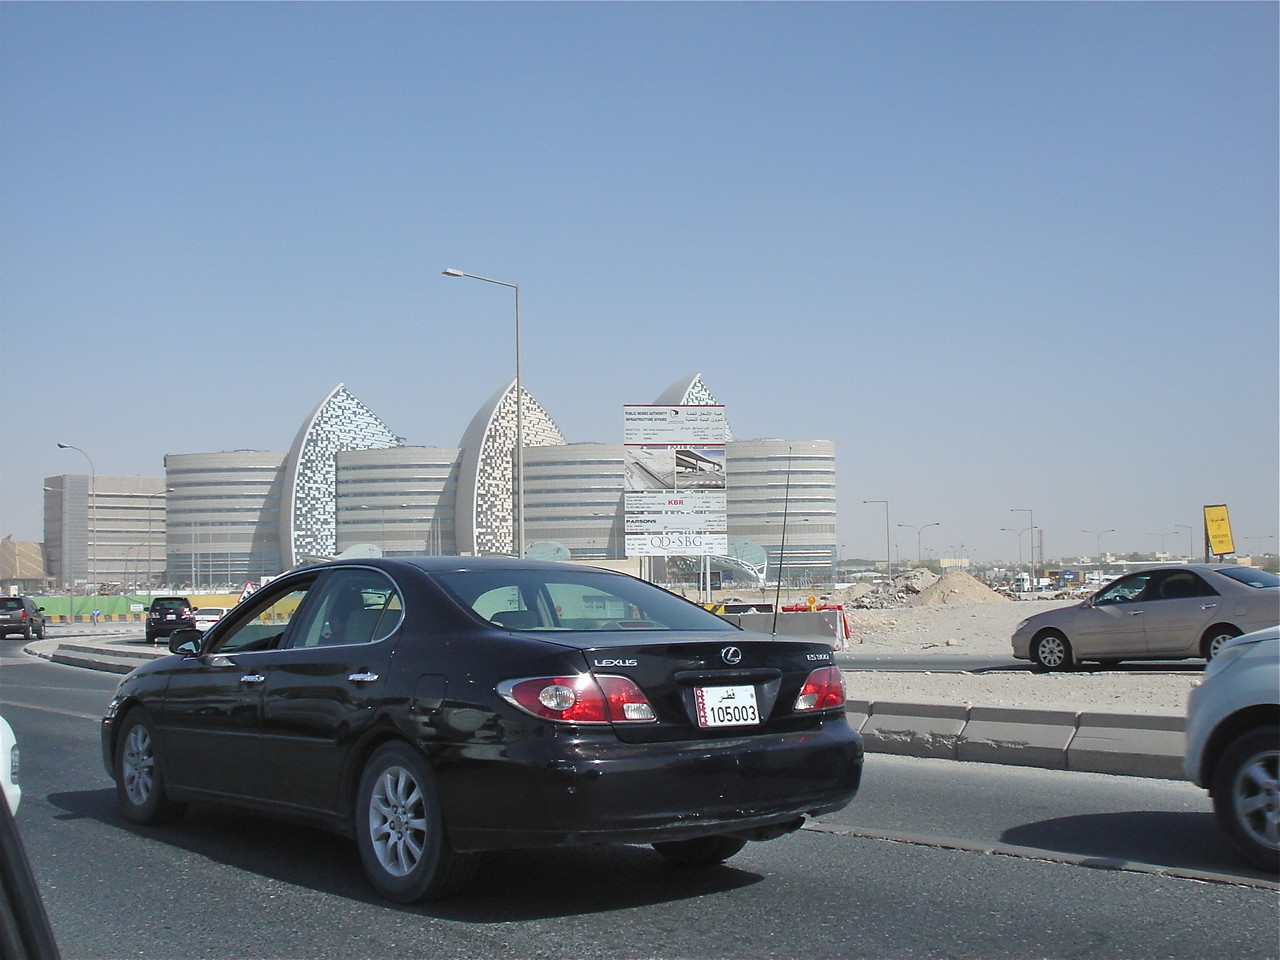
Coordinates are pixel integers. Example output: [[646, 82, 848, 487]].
[[42, 475, 167, 589], [42, 373, 839, 586], [0, 536, 47, 593]]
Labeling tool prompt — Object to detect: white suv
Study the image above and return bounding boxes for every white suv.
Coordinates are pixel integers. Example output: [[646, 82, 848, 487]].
[[0, 716, 18, 814], [1184, 626, 1279, 873]]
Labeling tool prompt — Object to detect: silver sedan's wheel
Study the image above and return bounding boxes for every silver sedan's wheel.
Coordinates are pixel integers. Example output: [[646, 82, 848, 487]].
[[1031, 630, 1074, 671], [1201, 626, 1241, 661], [1212, 727, 1280, 873], [354, 742, 477, 902]]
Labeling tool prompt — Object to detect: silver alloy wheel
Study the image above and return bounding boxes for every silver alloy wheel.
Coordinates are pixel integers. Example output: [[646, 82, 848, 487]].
[[1035, 634, 1067, 668], [368, 764, 429, 877], [1205, 630, 1238, 660], [1231, 747, 1280, 855], [122, 722, 156, 806]]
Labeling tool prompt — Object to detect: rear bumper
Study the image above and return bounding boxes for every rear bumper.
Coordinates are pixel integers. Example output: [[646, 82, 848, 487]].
[[438, 717, 863, 852], [145, 620, 193, 638]]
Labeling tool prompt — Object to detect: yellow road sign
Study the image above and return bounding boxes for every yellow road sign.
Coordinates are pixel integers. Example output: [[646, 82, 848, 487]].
[[1203, 504, 1235, 556]]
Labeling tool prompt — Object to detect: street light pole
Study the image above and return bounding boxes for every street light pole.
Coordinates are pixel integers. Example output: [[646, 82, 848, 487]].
[[1173, 524, 1194, 561], [897, 522, 940, 566], [1146, 531, 1175, 558], [57, 442, 96, 596], [1081, 528, 1114, 562], [862, 500, 892, 583], [444, 268, 524, 557], [1012, 508, 1036, 589]]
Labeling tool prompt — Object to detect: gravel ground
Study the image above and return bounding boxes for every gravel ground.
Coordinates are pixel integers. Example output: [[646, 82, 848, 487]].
[[840, 599, 1198, 716]]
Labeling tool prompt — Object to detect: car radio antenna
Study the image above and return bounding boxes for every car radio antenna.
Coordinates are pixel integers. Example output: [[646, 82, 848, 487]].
[[771, 448, 792, 636]]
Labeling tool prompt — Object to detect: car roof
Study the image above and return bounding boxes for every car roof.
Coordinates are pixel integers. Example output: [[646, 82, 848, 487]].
[[295, 555, 623, 574]]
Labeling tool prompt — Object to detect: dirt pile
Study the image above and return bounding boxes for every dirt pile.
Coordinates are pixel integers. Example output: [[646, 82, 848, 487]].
[[906, 570, 1010, 606], [844, 568, 940, 609]]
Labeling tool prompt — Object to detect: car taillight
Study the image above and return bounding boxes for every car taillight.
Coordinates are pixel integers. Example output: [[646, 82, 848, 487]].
[[500, 674, 656, 724], [794, 667, 846, 712], [17, 610, 28, 623]]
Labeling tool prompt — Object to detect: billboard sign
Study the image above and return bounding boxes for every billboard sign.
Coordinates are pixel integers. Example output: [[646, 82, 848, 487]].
[[625, 533, 730, 557], [623, 405, 727, 446], [623, 405, 728, 559], [1203, 504, 1235, 557]]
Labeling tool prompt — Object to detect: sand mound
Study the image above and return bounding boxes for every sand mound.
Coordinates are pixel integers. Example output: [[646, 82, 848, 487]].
[[906, 570, 1009, 606]]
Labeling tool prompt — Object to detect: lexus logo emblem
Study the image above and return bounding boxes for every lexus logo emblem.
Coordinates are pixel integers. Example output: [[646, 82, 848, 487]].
[[721, 646, 743, 665]]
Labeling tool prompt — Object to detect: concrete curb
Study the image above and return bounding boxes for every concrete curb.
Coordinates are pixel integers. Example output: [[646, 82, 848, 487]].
[[21, 636, 1187, 781], [844, 700, 1184, 780]]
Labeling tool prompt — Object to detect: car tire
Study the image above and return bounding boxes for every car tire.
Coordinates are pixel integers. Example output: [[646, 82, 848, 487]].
[[1201, 626, 1242, 661], [354, 741, 478, 903], [21, 625, 32, 641], [1031, 630, 1074, 671], [1210, 726, 1280, 874], [114, 710, 187, 825], [652, 835, 748, 866]]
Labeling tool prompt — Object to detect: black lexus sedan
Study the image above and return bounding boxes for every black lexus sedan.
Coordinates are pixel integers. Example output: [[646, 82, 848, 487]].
[[101, 557, 862, 902]]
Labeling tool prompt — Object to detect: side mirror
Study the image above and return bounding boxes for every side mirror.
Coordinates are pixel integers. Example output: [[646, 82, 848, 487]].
[[168, 628, 203, 656]]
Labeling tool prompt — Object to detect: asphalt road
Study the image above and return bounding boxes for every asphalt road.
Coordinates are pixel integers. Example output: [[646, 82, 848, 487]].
[[2, 644, 1275, 960]]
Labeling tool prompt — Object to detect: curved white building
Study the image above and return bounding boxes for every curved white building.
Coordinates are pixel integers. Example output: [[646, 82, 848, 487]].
[[280, 383, 399, 568], [456, 379, 566, 557]]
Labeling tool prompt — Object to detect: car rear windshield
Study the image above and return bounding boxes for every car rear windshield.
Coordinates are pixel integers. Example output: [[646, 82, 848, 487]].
[[1214, 567, 1280, 589], [431, 570, 735, 632], [153, 599, 188, 609], [0, 599, 20, 610]]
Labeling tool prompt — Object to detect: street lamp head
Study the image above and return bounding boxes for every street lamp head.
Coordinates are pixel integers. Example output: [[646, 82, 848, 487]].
[[442, 268, 464, 277]]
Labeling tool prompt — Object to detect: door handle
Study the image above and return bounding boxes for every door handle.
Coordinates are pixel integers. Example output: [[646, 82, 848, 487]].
[[1199, 603, 1218, 610], [348, 673, 379, 683], [240, 674, 266, 684], [1127, 610, 1144, 616]]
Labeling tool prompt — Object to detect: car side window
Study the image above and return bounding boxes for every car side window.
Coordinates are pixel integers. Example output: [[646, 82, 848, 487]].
[[208, 584, 314, 654], [1155, 571, 1216, 601], [289, 568, 404, 648], [1095, 573, 1152, 605]]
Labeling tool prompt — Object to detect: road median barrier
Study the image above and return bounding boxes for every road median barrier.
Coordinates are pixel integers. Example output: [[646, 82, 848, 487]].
[[1067, 712, 1185, 780], [846, 699, 1186, 780]]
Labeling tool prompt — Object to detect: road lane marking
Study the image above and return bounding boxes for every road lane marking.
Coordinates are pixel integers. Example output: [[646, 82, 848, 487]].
[[0, 698, 102, 722], [803, 821, 1278, 891]]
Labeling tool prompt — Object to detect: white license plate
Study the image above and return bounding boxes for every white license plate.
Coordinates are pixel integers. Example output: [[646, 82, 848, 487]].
[[694, 685, 760, 728]]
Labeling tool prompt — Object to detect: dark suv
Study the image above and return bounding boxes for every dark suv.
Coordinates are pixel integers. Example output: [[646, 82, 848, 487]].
[[0, 597, 46, 640], [145, 597, 195, 643]]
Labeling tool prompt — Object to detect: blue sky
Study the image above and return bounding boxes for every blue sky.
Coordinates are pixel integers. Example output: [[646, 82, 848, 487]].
[[2, 2, 1276, 563]]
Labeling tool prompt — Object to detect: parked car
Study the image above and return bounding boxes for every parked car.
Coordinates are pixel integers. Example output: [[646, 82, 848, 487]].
[[192, 607, 228, 631], [144, 597, 194, 643], [1183, 626, 1279, 873], [0, 597, 46, 641], [1, 716, 18, 815], [1012, 564, 1280, 670], [102, 557, 863, 902]]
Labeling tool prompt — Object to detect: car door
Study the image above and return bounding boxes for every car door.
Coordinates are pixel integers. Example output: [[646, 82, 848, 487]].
[[258, 567, 404, 815], [1138, 570, 1220, 657], [1070, 572, 1156, 657], [156, 577, 319, 801]]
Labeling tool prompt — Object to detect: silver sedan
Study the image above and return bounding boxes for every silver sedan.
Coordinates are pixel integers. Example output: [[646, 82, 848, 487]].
[[1012, 564, 1280, 670]]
